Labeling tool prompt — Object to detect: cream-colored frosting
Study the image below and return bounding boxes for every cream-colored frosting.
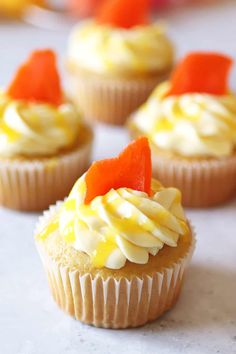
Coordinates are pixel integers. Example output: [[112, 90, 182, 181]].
[[57, 175, 187, 270], [0, 92, 81, 157], [131, 82, 236, 157], [68, 21, 174, 75]]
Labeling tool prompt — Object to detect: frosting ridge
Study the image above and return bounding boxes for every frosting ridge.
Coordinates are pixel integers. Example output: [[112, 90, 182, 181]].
[[0, 92, 81, 157], [68, 21, 174, 75], [57, 175, 187, 269], [131, 82, 236, 157]]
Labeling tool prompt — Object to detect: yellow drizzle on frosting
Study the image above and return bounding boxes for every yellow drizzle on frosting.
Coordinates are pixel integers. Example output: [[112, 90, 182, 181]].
[[38, 174, 187, 270], [38, 217, 59, 240], [68, 21, 174, 75], [91, 235, 117, 268], [58, 176, 187, 269], [0, 91, 81, 157], [0, 121, 20, 142], [132, 81, 236, 157]]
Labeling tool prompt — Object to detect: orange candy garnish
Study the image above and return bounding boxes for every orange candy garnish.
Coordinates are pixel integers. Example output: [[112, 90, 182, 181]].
[[85, 137, 152, 204], [168, 52, 233, 96], [96, 0, 150, 29], [7, 49, 63, 106]]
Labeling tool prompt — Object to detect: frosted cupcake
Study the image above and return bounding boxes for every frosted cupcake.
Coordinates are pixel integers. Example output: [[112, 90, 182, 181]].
[[67, 0, 174, 125], [35, 138, 195, 328], [129, 52, 236, 207], [0, 49, 93, 211]]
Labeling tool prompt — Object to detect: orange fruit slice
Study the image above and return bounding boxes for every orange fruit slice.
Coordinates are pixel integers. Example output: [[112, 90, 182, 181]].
[[7, 49, 63, 106], [168, 52, 233, 96], [96, 0, 150, 29], [85, 137, 152, 204]]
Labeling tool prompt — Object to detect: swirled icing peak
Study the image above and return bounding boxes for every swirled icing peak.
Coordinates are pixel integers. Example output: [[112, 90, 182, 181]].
[[38, 139, 188, 269], [0, 49, 81, 157], [68, 21, 174, 75], [0, 92, 81, 157], [131, 81, 236, 157], [57, 176, 187, 269]]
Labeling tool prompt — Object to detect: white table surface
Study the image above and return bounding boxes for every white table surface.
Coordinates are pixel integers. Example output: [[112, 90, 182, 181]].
[[1, 1, 236, 353]]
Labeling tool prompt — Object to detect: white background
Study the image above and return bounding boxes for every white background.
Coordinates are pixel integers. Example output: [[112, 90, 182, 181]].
[[0, 1, 236, 353]]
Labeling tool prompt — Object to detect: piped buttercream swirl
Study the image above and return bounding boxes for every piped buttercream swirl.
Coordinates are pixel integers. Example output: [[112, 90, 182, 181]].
[[68, 21, 174, 75], [131, 82, 236, 157], [56, 175, 187, 269], [0, 92, 81, 157]]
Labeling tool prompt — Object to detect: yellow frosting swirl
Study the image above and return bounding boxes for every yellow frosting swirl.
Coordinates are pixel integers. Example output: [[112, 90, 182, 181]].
[[68, 21, 174, 75], [51, 175, 187, 270], [131, 82, 236, 157], [0, 92, 81, 157]]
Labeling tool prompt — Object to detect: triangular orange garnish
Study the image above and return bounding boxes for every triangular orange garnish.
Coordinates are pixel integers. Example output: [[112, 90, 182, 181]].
[[7, 49, 63, 106], [96, 0, 150, 29], [168, 52, 233, 96], [85, 137, 152, 204]]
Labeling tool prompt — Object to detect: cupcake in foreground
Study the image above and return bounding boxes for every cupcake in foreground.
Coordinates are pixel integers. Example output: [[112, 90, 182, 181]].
[[129, 52, 236, 207], [67, 0, 174, 125], [35, 138, 195, 329], [0, 49, 93, 211]]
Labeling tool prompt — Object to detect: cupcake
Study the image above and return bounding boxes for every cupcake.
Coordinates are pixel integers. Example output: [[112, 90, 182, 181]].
[[67, 0, 174, 125], [35, 137, 195, 329], [0, 49, 93, 211], [128, 52, 236, 207]]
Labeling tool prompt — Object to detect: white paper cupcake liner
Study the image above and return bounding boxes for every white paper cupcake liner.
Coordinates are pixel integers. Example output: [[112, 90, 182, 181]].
[[67, 68, 170, 126], [35, 202, 196, 328], [0, 127, 93, 211], [151, 152, 236, 207], [128, 125, 236, 207]]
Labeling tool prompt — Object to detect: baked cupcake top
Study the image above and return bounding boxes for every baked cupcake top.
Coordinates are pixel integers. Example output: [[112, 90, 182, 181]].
[[0, 49, 81, 158], [68, 0, 174, 76], [130, 52, 236, 158], [37, 138, 188, 270]]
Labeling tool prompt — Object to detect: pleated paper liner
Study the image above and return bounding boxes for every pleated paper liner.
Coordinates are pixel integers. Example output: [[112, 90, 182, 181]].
[[35, 202, 196, 329], [0, 125, 93, 212], [151, 152, 236, 207], [67, 64, 172, 126], [128, 124, 236, 207]]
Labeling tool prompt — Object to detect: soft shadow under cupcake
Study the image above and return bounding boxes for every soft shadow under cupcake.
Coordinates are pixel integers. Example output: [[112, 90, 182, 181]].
[[139, 264, 236, 332]]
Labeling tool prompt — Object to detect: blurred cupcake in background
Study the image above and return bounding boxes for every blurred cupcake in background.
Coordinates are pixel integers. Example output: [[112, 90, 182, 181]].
[[66, 0, 105, 18], [0, 0, 44, 17], [66, 0, 189, 18], [0, 49, 93, 211], [128, 52, 236, 207], [67, 0, 174, 125]]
